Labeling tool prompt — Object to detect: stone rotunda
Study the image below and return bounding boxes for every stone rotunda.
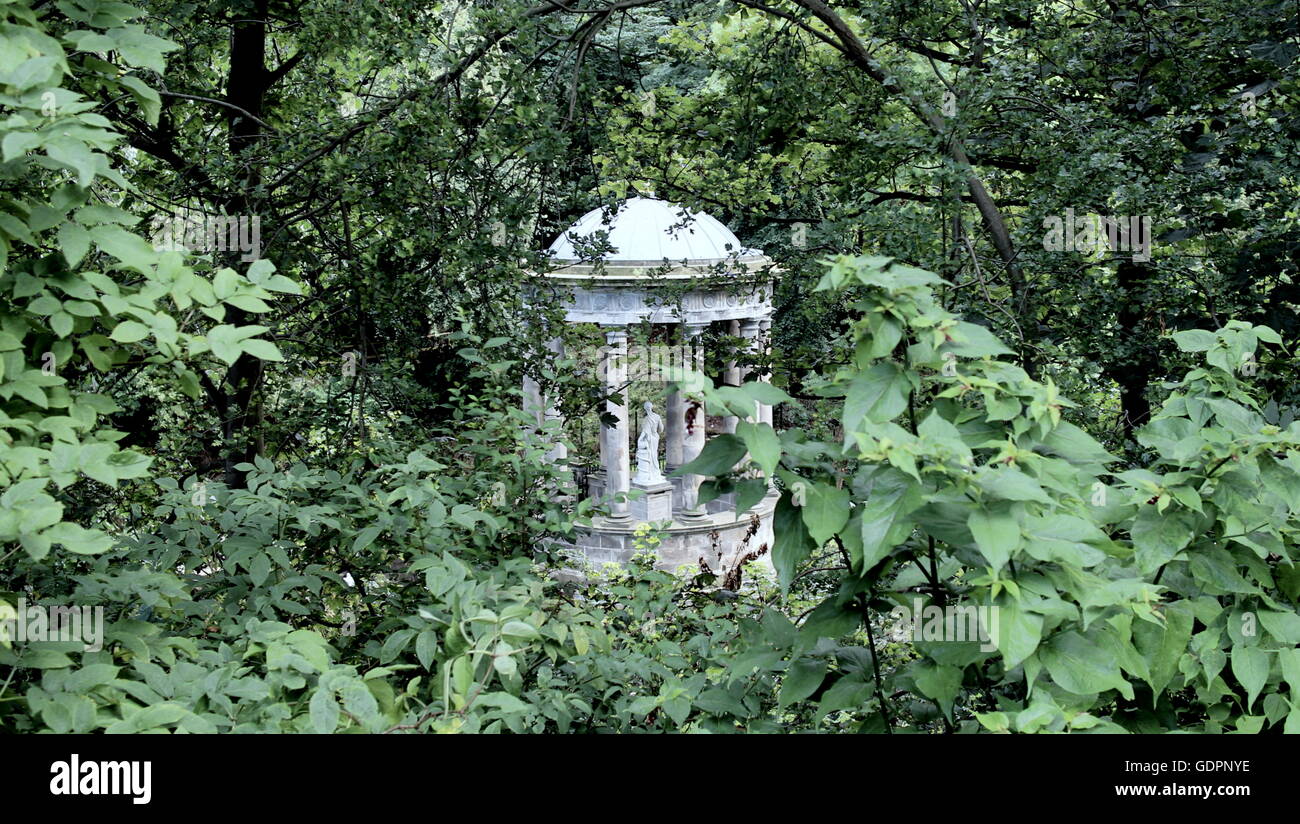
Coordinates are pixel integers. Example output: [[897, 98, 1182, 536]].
[[523, 197, 779, 572]]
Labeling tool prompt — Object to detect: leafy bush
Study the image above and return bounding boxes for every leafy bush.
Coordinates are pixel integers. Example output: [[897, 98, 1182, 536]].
[[683, 255, 1300, 733]]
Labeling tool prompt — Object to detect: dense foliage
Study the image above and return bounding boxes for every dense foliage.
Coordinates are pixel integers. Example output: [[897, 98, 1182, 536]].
[[2, 0, 1298, 733]]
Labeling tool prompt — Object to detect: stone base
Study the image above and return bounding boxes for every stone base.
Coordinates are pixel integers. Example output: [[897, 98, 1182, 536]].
[[568, 488, 779, 575], [586, 470, 606, 500], [666, 470, 685, 511], [630, 481, 673, 522]]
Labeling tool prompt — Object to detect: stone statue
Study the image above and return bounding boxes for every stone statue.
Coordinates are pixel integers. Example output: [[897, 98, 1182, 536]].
[[633, 401, 665, 485]]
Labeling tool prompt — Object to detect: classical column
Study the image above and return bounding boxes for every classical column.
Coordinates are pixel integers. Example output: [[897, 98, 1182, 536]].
[[601, 326, 632, 522], [722, 319, 741, 434], [678, 321, 710, 521], [522, 373, 544, 428], [543, 336, 567, 465], [664, 332, 685, 472], [739, 316, 763, 424], [520, 304, 542, 428]]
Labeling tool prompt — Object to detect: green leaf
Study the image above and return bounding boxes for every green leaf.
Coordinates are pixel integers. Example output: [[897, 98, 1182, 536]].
[[66, 663, 120, 691], [945, 321, 1014, 357], [339, 679, 379, 724], [816, 676, 871, 717], [416, 629, 438, 670], [352, 526, 381, 553], [310, 688, 340, 733], [975, 711, 1010, 732], [379, 629, 415, 664], [1286, 704, 1300, 735], [913, 661, 963, 718], [224, 294, 272, 313], [917, 409, 971, 464], [477, 692, 530, 714], [1230, 645, 1269, 710], [741, 381, 793, 407], [249, 553, 271, 587], [2, 131, 41, 162], [772, 492, 815, 588], [1172, 329, 1218, 352], [800, 480, 849, 547], [994, 599, 1043, 670], [696, 686, 749, 717], [19, 649, 73, 669], [977, 467, 1051, 503], [1131, 508, 1193, 574], [1039, 421, 1116, 464], [800, 597, 860, 641], [118, 73, 161, 124], [50, 311, 73, 338], [46, 138, 100, 187], [109, 320, 149, 343], [44, 522, 113, 555], [205, 324, 266, 365], [1042, 631, 1134, 700], [736, 420, 781, 477], [676, 433, 746, 477], [1022, 513, 1107, 568], [1278, 648, 1300, 693], [967, 506, 1020, 573], [779, 658, 827, 706], [844, 362, 909, 430], [501, 621, 539, 640], [857, 468, 922, 572], [1259, 610, 1300, 644], [125, 702, 188, 732], [57, 222, 90, 267], [1133, 601, 1194, 700], [114, 26, 181, 74], [90, 224, 156, 273], [733, 477, 768, 515], [493, 650, 518, 677]]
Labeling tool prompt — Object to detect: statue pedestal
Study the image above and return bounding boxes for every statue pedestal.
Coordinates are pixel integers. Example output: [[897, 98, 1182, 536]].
[[630, 481, 673, 522]]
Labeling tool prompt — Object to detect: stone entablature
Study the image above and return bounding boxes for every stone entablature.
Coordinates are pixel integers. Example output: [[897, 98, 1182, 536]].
[[527, 272, 774, 326]]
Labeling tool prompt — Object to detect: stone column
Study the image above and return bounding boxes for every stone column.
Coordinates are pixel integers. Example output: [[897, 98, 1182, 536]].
[[664, 333, 685, 472], [739, 316, 763, 424], [679, 321, 710, 521], [520, 300, 543, 428], [722, 319, 741, 434], [601, 326, 632, 522], [543, 336, 567, 465], [522, 373, 544, 428]]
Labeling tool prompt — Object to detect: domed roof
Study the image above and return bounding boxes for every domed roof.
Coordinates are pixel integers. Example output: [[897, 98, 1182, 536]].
[[547, 197, 755, 264]]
